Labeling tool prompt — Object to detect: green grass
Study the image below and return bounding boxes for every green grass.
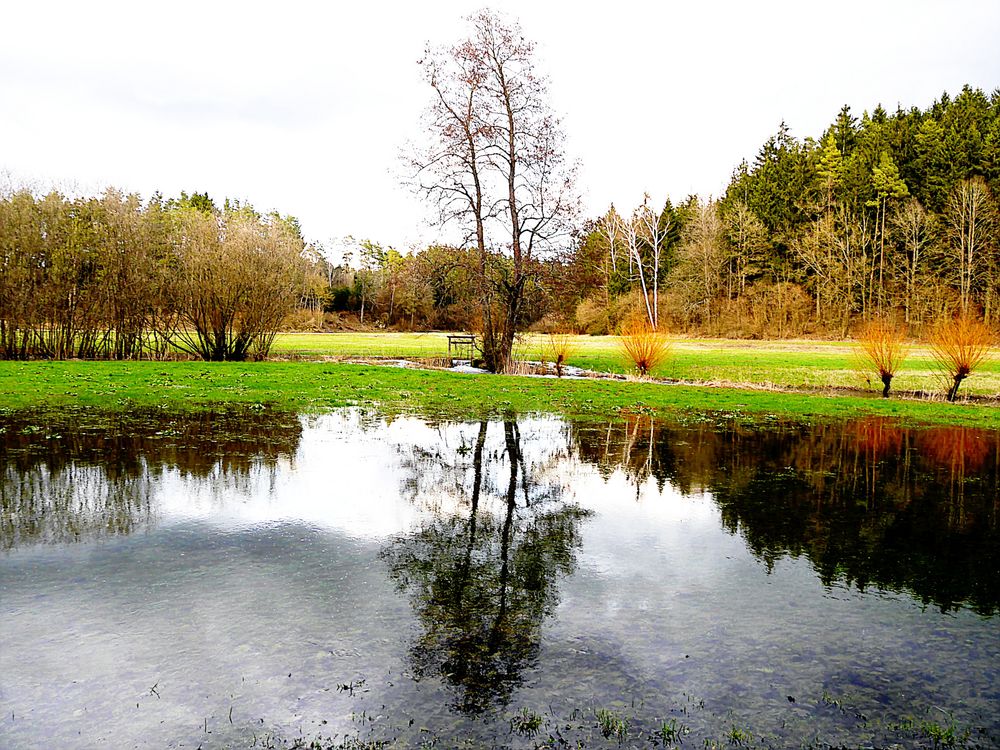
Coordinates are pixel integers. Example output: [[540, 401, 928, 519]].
[[1, 360, 997, 428], [269, 332, 1000, 397]]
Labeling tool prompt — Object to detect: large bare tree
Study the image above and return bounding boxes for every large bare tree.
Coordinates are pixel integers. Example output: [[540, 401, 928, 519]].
[[409, 10, 578, 372]]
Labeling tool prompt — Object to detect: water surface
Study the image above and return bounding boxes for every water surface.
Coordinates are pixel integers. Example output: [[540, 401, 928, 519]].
[[1, 408, 998, 748]]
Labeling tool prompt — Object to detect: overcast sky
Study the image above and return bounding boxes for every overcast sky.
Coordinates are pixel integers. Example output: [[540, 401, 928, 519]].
[[3, 1, 998, 256]]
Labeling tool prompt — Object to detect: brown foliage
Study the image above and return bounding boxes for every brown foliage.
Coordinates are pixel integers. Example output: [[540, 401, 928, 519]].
[[408, 11, 578, 372], [855, 319, 910, 397], [928, 317, 995, 401], [618, 319, 670, 377], [168, 210, 309, 361]]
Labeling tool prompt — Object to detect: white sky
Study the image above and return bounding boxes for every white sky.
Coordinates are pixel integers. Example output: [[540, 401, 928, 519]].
[[3, 1, 998, 256]]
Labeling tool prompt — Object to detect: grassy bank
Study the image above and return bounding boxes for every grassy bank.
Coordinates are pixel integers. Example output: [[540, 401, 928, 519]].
[[269, 332, 1000, 397], [1, 360, 997, 428]]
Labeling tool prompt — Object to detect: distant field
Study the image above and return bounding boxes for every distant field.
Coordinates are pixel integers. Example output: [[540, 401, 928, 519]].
[[269, 332, 1000, 398]]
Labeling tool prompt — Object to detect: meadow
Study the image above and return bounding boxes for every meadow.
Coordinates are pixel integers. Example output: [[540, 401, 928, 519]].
[[268, 331, 1000, 398], [1, 358, 997, 430]]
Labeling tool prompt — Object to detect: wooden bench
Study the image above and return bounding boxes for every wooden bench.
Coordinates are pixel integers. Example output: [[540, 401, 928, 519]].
[[447, 334, 476, 364]]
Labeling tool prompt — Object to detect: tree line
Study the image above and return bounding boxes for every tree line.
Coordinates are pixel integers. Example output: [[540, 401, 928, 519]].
[[556, 85, 1000, 337], [3, 8, 997, 365], [328, 84, 999, 343], [0, 188, 318, 360]]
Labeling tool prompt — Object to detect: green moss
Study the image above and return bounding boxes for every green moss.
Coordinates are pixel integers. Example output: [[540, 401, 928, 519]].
[[1, 360, 997, 428]]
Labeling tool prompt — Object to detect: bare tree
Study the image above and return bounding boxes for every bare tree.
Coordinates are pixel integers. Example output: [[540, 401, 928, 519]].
[[409, 10, 578, 372], [599, 195, 670, 329], [723, 200, 767, 300], [889, 198, 935, 326], [946, 177, 997, 318], [672, 199, 726, 326], [167, 208, 308, 361], [794, 207, 874, 334]]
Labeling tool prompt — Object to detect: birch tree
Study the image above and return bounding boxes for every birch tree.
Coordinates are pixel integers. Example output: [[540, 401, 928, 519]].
[[599, 194, 670, 329], [946, 177, 997, 318]]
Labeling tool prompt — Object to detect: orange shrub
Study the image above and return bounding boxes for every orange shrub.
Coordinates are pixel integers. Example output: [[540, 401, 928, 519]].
[[547, 333, 575, 377], [928, 317, 995, 402], [618, 319, 670, 377], [855, 319, 910, 397]]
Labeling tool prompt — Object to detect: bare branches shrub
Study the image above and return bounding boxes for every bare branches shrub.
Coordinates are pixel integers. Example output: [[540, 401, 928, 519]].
[[168, 209, 308, 361], [547, 333, 575, 377], [618, 319, 670, 377], [928, 317, 995, 401], [855, 319, 910, 397]]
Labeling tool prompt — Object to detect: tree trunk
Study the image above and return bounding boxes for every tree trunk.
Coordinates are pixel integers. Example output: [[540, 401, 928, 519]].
[[947, 373, 966, 402]]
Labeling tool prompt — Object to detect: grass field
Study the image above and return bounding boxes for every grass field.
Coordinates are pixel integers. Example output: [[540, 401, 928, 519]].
[[1, 359, 998, 429], [268, 332, 1000, 398]]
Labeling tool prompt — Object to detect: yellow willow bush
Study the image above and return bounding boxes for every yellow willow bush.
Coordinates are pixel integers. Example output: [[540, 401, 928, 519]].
[[928, 317, 995, 402], [618, 319, 670, 377], [855, 319, 910, 397], [547, 333, 575, 377]]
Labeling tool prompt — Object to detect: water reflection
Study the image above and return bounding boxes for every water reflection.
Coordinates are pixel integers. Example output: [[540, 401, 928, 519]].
[[383, 419, 590, 713], [0, 408, 301, 548], [574, 415, 1000, 614], [1, 408, 998, 748], [2, 408, 998, 616]]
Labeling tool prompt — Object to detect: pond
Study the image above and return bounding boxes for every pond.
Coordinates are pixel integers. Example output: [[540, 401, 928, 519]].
[[1, 407, 998, 749]]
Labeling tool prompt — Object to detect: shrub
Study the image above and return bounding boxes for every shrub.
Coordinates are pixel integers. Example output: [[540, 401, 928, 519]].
[[618, 318, 670, 377], [928, 317, 995, 402], [574, 296, 609, 335], [547, 332, 575, 377], [855, 319, 910, 397]]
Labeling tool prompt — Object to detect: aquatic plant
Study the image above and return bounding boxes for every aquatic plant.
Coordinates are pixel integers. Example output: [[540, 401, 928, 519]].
[[595, 707, 629, 744], [510, 707, 544, 736], [726, 724, 753, 746], [655, 717, 688, 745]]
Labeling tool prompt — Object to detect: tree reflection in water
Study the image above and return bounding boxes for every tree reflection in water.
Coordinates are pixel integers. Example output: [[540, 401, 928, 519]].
[[0, 407, 302, 549], [574, 414, 1000, 615], [382, 418, 590, 714]]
